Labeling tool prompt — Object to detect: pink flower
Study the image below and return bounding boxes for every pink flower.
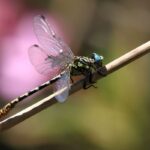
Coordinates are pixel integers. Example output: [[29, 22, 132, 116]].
[[0, 13, 68, 100], [0, 0, 24, 36]]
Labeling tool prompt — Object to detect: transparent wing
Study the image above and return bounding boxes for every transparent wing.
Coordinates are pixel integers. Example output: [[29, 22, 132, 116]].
[[54, 69, 70, 103], [33, 15, 74, 59], [28, 44, 62, 78]]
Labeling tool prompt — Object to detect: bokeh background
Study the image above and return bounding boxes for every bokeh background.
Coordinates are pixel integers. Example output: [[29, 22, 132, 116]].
[[0, 0, 150, 149]]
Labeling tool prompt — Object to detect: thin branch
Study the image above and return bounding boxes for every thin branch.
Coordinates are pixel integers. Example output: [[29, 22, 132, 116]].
[[105, 41, 150, 74], [0, 87, 67, 131], [0, 41, 150, 131]]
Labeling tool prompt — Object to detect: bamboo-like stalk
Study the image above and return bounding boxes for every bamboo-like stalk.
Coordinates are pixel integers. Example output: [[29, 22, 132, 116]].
[[0, 41, 150, 131]]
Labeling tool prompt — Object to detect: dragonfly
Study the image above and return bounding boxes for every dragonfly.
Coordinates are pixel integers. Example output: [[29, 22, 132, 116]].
[[0, 15, 104, 117]]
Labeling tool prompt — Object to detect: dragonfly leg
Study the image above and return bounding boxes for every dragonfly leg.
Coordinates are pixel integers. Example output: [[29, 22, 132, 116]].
[[83, 72, 97, 89], [83, 81, 97, 89], [76, 67, 97, 89], [70, 76, 74, 83], [71, 66, 97, 89]]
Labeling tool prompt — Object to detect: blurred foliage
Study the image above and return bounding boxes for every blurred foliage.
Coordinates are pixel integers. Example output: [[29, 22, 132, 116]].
[[25, 0, 50, 9], [0, 0, 150, 150]]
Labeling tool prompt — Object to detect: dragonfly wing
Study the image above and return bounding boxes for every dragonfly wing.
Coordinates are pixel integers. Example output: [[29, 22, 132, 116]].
[[28, 44, 61, 78], [33, 15, 74, 60], [54, 69, 70, 103]]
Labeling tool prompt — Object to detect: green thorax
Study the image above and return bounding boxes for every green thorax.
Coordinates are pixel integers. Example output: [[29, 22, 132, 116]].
[[70, 56, 95, 76]]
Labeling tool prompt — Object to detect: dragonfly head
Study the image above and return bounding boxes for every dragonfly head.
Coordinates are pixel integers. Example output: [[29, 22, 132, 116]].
[[92, 53, 104, 63]]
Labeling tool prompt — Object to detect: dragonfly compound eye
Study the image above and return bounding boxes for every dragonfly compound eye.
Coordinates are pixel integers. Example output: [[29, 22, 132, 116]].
[[92, 53, 104, 63]]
